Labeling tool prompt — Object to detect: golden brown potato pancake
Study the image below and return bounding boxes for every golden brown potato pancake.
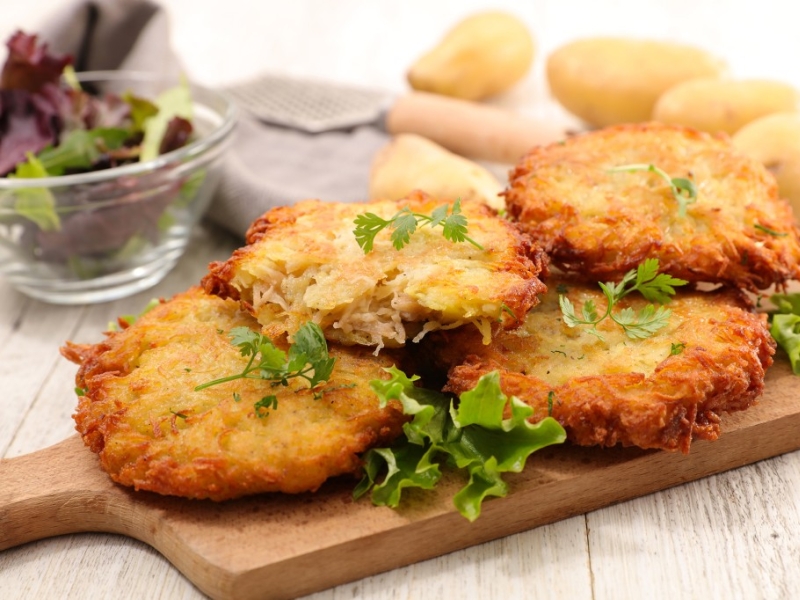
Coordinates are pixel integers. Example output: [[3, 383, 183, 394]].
[[504, 122, 800, 290], [202, 190, 547, 349], [428, 278, 775, 453], [61, 287, 407, 501]]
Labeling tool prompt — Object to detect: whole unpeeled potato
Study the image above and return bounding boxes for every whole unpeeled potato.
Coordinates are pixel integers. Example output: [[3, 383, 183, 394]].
[[369, 133, 504, 211], [546, 37, 726, 128], [733, 112, 800, 215], [407, 11, 535, 101], [653, 78, 799, 135]]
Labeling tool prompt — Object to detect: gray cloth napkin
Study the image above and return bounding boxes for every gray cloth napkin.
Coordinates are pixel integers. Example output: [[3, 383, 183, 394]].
[[40, 0, 388, 238]]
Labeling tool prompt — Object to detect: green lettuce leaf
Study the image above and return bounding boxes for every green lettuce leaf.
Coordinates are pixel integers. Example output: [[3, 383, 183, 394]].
[[36, 128, 130, 175], [140, 78, 193, 162], [769, 292, 800, 374], [9, 153, 60, 230], [354, 367, 566, 521]]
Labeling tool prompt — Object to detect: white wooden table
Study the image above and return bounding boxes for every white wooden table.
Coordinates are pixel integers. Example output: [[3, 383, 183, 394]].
[[2, 1, 800, 598]]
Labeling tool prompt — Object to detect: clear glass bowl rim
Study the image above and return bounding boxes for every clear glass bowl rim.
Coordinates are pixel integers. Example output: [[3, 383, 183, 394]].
[[0, 70, 237, 190]]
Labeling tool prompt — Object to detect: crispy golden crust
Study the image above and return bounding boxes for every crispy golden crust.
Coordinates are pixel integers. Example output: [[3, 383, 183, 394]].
[[62, 287, 407, 500], [430, 279, 775, 453], [504, 122, 800, 290], [202, 190, 548, 349]]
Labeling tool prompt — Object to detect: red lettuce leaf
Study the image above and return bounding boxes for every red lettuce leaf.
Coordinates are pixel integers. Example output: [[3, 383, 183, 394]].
[[0, 89, 59, 175], [1, 30, 71, 92]]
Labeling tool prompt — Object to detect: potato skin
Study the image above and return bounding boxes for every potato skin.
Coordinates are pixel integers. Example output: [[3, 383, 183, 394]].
[[436, 279, 775, 453], [369, 133, 504, 211], [653, 78, 799, 135], [547, 37, 725, 128], [407, 11, 535, 100], [733, 112, 800, 216], [504, 122, 800, 290]]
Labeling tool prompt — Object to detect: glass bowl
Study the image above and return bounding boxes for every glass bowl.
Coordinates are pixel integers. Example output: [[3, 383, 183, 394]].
[[0, 71, 236, 304]]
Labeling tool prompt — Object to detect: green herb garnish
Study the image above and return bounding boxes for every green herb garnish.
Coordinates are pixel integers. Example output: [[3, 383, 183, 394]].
[[353, 199, 483, 253], [670, 342, 686, 356], [768, 293, 800, 374], [107, 298, 160, 332], [354, 368, 566, 521], [194, 323, 336, 417], [754, 223, 789, 237], [559, 258, 688, 341], [254, 395, 278, 417], [608, 163, 698, 217]]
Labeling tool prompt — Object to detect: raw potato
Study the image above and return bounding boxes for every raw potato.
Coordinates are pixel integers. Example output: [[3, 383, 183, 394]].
[[733, 112, 800, 215], [653, 78, 799, 135], [407, 11, 535, 101], [369, 133, 504, 210], [546, 37, 726, 128]]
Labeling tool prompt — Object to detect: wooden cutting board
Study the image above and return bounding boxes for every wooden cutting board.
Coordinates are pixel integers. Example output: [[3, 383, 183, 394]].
[[2, 357, 799, 600]]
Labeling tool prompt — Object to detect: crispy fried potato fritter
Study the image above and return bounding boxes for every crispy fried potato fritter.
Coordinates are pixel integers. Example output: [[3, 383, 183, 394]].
[[429, 280, 775, 453], [61, 288, 407, 500], [504, 122, 800, 290], [202, 191, 547, 349]]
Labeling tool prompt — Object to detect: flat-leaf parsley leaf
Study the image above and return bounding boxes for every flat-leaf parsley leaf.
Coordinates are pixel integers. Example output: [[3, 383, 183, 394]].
[[194, 322, 336, 414], [559, 258, 688, 340], [353, 199, 483, 253]]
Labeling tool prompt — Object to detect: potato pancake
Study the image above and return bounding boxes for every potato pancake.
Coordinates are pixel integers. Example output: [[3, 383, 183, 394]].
[[504, 122, 800, 290], [202, 191, 547, 349], [61, 288, 407, 501], [430, 278, 775, 453]]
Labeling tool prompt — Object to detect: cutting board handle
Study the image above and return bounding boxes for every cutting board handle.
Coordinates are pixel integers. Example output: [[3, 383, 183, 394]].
[[0, 435, 138, 551], [385, 91, 567, 164]]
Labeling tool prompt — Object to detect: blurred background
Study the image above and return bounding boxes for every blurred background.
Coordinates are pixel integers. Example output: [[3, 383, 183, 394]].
[[5, 0, 800, 119]]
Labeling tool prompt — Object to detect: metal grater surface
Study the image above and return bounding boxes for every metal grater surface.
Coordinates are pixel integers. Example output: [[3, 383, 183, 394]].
[[223, 74, 393, 133]]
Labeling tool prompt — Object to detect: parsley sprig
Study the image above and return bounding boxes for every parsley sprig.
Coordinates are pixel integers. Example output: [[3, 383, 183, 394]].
[[194, 322, 336, 416], [559, 258, 688, 340], [608, 163, 698, 218], [354, 368, 565, 521], [353, 199, 483, 253]]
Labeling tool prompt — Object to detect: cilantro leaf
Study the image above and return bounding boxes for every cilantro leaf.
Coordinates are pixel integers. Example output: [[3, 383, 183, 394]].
[[352, 212, 389, 253], [355, 368, 566, 521], [559, 259, 687, 340], [390, 210, 418, 250], [352, 200, 483, 254], [194, 322, 336, 413]]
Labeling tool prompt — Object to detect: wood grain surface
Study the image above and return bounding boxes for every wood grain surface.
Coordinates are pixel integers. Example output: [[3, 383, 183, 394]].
[[2, 357, 798, 600], [3, 2, 800, 599]]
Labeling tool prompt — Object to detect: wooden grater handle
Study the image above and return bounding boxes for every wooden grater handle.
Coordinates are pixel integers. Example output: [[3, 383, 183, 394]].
[[385, 91, 567, 164]]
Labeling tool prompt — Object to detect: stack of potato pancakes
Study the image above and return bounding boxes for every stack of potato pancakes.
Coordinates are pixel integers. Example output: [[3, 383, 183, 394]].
[[63, 122, 799, 500]]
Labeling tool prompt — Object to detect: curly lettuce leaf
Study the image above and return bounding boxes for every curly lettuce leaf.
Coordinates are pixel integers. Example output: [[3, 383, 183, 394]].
[[769, 292, 800, 375], [771, 313, 800, 374], [355, 367, 567, 521]]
